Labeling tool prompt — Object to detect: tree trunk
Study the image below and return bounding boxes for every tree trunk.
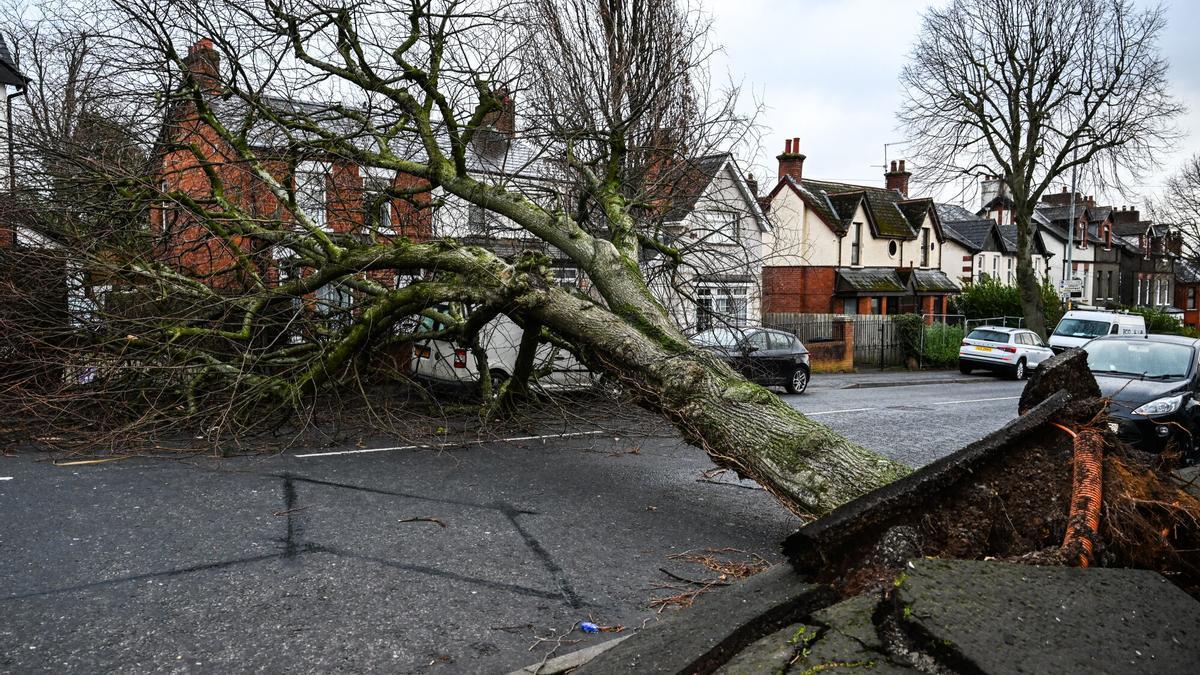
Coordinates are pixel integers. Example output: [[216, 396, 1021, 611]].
[[522, 283, 911, 519], [1014, 208, 1048, 338]]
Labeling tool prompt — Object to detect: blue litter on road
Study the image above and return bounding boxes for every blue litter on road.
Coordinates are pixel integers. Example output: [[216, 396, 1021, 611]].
[[579, 622, 599, 633]]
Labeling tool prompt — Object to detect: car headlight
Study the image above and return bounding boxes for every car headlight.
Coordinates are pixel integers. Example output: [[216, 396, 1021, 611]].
[[1132, 394, 1185, 416]]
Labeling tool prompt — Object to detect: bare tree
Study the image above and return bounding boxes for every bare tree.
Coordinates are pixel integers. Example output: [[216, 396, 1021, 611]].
[[899, 0, 1183, 336], [0, 0, 909, 518], [1149, 154, 1200, 258]]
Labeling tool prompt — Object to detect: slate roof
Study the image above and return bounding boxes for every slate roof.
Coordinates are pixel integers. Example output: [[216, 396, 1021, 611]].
[[935, 203, 978, 223], [834, 267, 959, 295], [941, 219, 995, 252], [653, 153, 769, 233], [800, 179, 924, 239], [905, 268, 961, 293], [835, 268, 908, 294], [0, 36, 28, 87], [1177, 260, 1200, 285]]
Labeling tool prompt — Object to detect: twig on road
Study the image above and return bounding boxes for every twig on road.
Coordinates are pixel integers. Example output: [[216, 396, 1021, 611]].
[[399, 516, 447, 528]]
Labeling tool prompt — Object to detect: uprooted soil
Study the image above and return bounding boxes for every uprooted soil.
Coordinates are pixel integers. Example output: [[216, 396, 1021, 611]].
[[809, 420, 1200, 599]]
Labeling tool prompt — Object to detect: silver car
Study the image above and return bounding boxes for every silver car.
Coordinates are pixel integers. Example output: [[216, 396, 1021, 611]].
[[958, 326, 1054, 380]]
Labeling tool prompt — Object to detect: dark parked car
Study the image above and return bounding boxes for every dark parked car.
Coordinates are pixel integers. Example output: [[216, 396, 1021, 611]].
[[690, 326, 811, 394], [1085, 334, 1200, 463]]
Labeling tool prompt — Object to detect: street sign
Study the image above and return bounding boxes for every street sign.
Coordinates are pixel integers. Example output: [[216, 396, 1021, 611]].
[[1059, 277, 1084, 293]]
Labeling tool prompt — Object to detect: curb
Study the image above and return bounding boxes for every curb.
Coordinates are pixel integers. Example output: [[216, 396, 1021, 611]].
[[837, 377, 978, 390]]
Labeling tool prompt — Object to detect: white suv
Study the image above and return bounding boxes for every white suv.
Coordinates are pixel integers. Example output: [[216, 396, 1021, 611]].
[[959, 326, 1054, 380]]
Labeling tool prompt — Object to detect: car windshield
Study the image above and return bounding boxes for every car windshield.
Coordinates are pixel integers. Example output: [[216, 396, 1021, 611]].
[[1086, 340, 1194, 381], [966, 329, 1010, 343], [691, 328, 742, 348], [1054, 318, 1111, 338]]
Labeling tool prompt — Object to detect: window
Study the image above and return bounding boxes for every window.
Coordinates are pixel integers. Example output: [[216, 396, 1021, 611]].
[[920, 229, 930, 267], [1107, 271, 1114, 300], [553, 266, 582, 289], [842, 298, 858, 314], [1095, 271, 1103, 300], [294, 161, 329, 230], [992, 256, 998, 279], [851, 223, 863, 266], [696, 285, 748, 330], [888, 240, 898, 258], [767, 331, 794, 350], [870, 297, 881, 315], [468, 204, 488, 235], [1007, 258, 1014, 285], [1189, 287, 1196, 310]]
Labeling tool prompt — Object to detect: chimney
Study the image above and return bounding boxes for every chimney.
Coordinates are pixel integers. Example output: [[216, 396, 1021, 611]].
[[980, 174, 1008, 209], [885, 159, 911, 197], [483, 87, 516, 137], [777, 136, 806, 182], [1113, 206, 1141, 225], [183, 38, 221, 94], [745, 173, 758, 198]]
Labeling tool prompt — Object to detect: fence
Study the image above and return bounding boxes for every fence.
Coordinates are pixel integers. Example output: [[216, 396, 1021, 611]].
[[764, 312, 904, 369]]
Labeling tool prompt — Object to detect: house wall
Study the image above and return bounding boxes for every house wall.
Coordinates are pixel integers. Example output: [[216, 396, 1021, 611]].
[[762, 266, 837, 314], [939, 239, 974, 285], [763, 188, 836, 267], [1175, 283, 1200, 328], [154, 102, 432, 291], [654, 164, 765, 331]]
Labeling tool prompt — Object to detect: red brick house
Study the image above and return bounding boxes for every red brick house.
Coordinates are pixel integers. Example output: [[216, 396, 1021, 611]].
[[151, 40, 432, 294]]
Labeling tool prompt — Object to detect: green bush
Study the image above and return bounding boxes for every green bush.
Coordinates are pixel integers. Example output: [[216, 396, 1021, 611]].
[[891, 314, 965, 368], [922, 323, 965, 367], [950, 276, 1063, 330]]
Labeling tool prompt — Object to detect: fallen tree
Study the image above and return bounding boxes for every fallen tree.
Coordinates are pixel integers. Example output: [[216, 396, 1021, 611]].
[[1, 0, 907, 518]]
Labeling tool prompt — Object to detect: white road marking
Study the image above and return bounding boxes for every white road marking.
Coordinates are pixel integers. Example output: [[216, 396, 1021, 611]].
[[295, 430, 607, 458], [0, 476, 12, 481], [931, 396, 1021, 406], [804, 407, 876, 416]]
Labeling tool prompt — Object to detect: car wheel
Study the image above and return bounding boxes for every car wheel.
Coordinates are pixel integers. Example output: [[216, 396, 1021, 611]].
[[958, 361, 972, 375], [1010, 359, 1027, 381], [488, 369, 511, 391], [785, 366, 809, 395]]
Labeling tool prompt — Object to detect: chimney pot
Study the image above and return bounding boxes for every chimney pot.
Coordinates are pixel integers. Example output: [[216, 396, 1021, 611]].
[[777, 137, 806, 182], [885, 158, 911, 197]]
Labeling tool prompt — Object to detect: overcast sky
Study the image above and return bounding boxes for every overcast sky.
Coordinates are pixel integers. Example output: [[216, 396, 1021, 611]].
[[704, 0, 1200, 210]]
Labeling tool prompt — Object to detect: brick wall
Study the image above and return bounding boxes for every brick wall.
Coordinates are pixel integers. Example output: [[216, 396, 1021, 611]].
[[762, 266, 837, 313], [153, 99, 434, 293]]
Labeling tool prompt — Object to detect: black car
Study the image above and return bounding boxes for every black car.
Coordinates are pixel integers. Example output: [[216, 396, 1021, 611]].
[[690, 327, 811, 394], [1085, 334, 1200, 462]]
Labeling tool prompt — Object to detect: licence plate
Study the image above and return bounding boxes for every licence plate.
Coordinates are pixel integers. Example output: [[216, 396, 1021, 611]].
[[976, 346, 993, 352], [1107, 422, 1119, 434]]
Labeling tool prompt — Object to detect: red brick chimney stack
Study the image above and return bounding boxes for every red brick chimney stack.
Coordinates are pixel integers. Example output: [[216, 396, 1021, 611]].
[[484, 87, 516, 137], [777, 136, 806, 182], [885, 159, 911, 197], [183, 38, 221, 94]]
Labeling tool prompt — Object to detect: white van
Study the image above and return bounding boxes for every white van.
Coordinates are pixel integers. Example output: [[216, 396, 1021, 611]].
[[410, 310, 593, 389], [1048, 310, 1147, 352]]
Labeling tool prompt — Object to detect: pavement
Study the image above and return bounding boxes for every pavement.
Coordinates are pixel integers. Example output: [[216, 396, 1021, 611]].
[[0, 370, 1026, 673]]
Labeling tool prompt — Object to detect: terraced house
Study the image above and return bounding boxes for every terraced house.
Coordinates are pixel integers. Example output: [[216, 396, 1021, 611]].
[[761, 139, 958, 316]]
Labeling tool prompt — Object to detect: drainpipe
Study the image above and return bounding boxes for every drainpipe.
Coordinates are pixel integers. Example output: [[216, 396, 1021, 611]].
[[5, 82, 23, 248]]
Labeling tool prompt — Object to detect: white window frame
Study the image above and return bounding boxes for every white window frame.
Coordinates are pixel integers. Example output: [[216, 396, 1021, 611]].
[[696, 284, 749, 330], [295, 161, 331, 232]]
